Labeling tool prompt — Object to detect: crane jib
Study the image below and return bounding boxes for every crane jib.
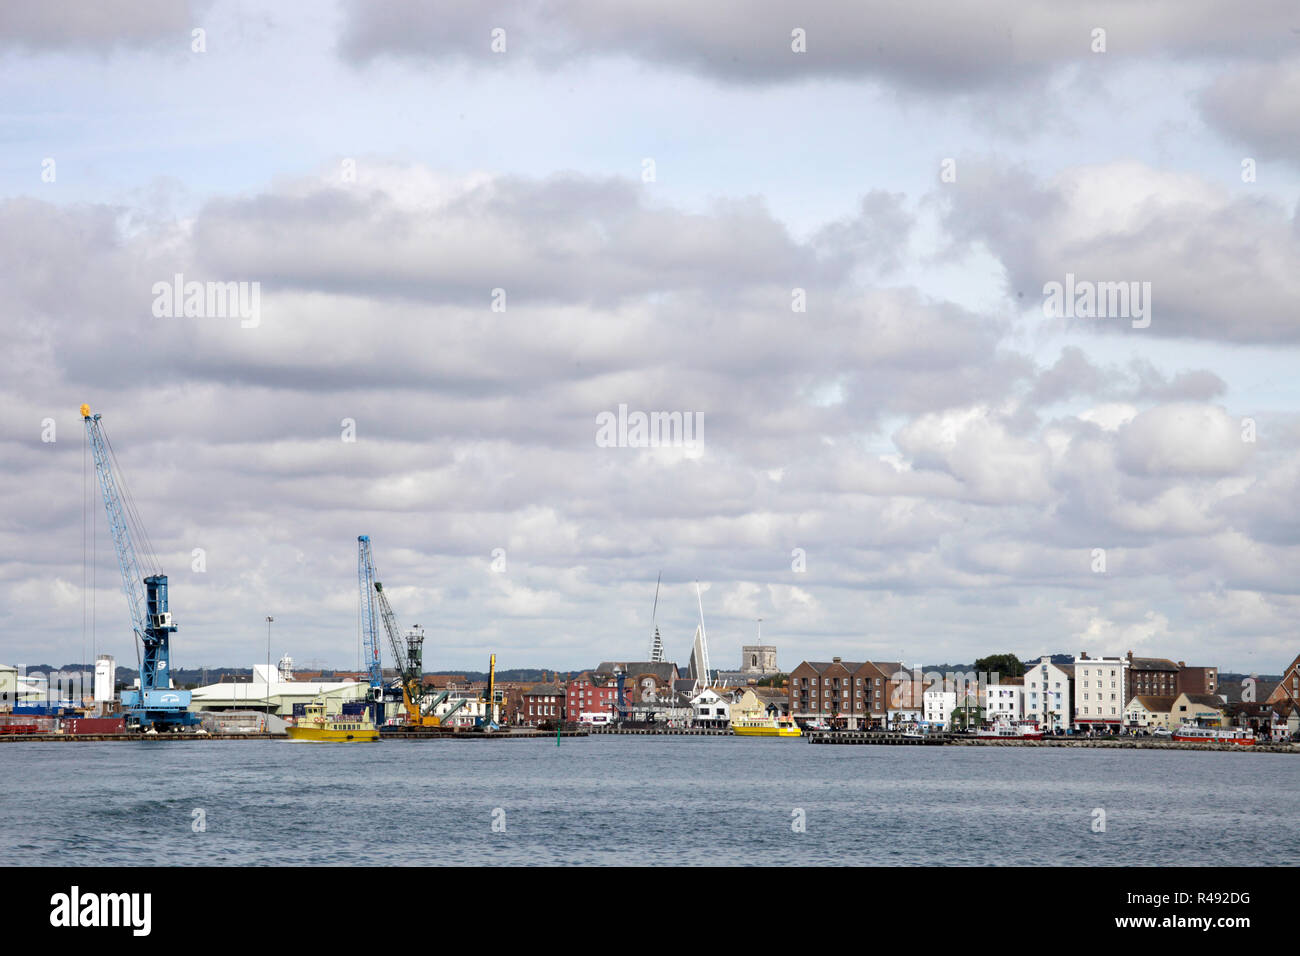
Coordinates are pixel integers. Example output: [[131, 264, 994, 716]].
[[82, 407, 197, 730]]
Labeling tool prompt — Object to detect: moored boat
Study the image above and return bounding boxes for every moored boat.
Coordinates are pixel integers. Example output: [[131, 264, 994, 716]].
[[1171, 723, 1255, 746], [733, 715, 802, 737], [976, 718, 1043, 740], [286, 699, 379, 743]]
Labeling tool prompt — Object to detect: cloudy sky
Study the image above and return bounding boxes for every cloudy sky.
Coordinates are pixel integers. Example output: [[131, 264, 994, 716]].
[[3, 1, 1299, 676]]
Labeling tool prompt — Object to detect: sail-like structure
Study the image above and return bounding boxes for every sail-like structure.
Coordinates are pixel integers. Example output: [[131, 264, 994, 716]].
[[689, 582, 713, 690], [648, 625, 665, 663], [688, 625, 712, 691]]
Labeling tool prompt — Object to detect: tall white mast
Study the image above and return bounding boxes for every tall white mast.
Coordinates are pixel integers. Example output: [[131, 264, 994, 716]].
[[647, 572, 665, 663], [691, 581, 712, 691]]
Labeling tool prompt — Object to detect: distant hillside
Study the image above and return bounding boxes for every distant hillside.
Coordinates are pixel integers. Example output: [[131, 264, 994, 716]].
[[18, 664, 572, 687]]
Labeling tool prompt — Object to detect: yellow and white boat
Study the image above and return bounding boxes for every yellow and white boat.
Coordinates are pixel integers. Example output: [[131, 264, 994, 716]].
[[732, 714, 802, 738], [286, 699, 379, 743]]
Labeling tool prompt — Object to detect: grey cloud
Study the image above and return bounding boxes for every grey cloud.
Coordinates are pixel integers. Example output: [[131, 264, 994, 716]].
[[0, 1, 207, 53], [337, 0, 1300, 91], [1199, 57, 1300, 164], [1028, 348, 1226, 406], [940, 160, 1300, 344]]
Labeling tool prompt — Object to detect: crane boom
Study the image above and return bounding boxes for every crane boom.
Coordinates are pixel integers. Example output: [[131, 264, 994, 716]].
[[373, 581, 409, 680], [82, 404, 196, 730], [356, 536, 384, 690]]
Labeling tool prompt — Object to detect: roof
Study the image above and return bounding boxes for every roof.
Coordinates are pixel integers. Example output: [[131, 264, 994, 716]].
[[1222, 679, 1278, 703], [521, 683, 565, 697], [1128, 695, 1176, 712], [596, 661, 676, 682], [1180, 693, 1226, 709], [1027, 657, 1074, 676], [1128, 656, 1179, 672]]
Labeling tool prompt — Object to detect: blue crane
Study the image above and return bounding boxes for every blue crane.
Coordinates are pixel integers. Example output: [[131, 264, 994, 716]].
[[357, 536, 384, 691], [82, 405, 197, 730]]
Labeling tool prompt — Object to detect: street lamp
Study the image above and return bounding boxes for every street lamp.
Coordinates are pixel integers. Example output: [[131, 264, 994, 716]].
[[265, 616, 274, 721]]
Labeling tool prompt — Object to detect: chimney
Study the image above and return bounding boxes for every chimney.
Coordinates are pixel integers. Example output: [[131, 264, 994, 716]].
[[1126, 650, 1133, 660], [1178, 661, 1186, 668], [1079, 651, 1088, 660], [832, 656, 842, 663]]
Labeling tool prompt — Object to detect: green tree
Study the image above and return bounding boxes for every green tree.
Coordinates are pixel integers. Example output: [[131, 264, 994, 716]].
[[974, 654, 1024, 680]]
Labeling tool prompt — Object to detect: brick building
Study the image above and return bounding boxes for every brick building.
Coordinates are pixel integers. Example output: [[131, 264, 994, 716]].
[[1126, 653, 1181, 698], [1265, 654, 1300, 709], [789, 657, 903, 729], [566, 671, 626, 721], [516, 683, 565, 726]]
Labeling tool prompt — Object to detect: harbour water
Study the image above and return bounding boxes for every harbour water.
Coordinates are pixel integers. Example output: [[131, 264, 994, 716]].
[[5, 737, 1297, 866]]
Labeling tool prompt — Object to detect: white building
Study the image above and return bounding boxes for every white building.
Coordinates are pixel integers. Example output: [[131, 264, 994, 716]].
[[923, 689, 956, 729], [984, 683, 1023, 721], [1073, 654, 1130, 731], [690, 687, 730, 727], [189, 664, 368, 715], [888, 706, 922, 729], [432, 695, 499, 728], [1024, 657, 1073, 733]]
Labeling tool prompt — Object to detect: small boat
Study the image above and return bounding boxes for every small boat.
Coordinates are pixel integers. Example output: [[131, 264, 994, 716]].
[[732, 715, 802, 738], [1172, 723, 1255, 746], [286, 699, 379, 743], [976, 719, 1043, 740]]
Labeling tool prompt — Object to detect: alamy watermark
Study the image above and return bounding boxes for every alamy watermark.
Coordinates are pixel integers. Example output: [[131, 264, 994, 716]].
[[595, 404, 703, 449], [152, 273, 260, 328], [1042, 273, 1150, 329]]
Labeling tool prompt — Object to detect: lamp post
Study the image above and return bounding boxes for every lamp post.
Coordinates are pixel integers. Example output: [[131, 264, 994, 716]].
[[265, 616, 274, 721]]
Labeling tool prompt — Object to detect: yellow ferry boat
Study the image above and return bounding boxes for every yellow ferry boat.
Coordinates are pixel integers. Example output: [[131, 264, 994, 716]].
[[286, 699, 379, 743], [732, 715, 802, 738]]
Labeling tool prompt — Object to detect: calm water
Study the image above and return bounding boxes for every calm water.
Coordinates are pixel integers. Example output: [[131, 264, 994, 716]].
[[4, 737, 1297, 866]]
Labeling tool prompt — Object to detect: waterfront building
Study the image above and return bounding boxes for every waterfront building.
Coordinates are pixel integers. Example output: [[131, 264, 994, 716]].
[[1170, 692, 1226, 728], [1124, 695, 1176, 731], [1073, 653, 1129, 731], [1174, 663, 1219, 696], [752, 685, 789, 717], [518, 682, 565, 726], [188, 664, 368, 716], [922, 688, 956, 729], [887, 704, 922, 729], [1126, 653, 1180, 698], [1225, 700, 1295, 739], [690, 687, 730, 728], [1024, 657, 1073, 733], [984, 680, 1023, 721], [789, 658, 900, 729], [566, 671, 624, 722], [728, 686, 767, 722]]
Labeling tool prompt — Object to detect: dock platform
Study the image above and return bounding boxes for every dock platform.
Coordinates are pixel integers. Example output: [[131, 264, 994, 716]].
[[807, 731, 951, 745]]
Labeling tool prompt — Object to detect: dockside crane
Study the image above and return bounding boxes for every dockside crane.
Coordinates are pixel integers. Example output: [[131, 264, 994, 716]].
[[357, 535, 386, 721], [374, 581, 434, 726], [82, 405, 198, 731], [363, 538, 443, 727]]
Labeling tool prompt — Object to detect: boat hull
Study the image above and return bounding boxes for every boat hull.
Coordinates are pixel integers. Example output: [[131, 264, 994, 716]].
[[1172, 733, 1254, 745], [733, 724, 801, 737], [287, 726, 379, 743]]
